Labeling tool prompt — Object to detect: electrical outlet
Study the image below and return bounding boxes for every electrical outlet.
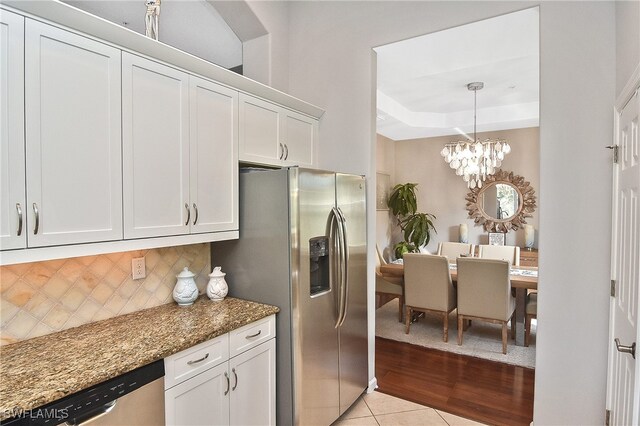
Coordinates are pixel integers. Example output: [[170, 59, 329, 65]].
[[132, 257, 146, 280]]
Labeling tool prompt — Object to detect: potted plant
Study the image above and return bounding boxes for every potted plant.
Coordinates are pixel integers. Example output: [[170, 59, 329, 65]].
[[387, 183, 437, 259]]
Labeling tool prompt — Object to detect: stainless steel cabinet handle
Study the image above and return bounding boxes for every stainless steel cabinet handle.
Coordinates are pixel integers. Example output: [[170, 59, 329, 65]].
[[232, 368, 238, 391], [246, 330, 262, 339], [187, 353, 209, 365], [284, 144, 289, 160], [16, 203, 23, 236], [193, 203, 199, 225], [224, 372, 230, 395], [184, 203, 191, 226], [32, 203, 39, 235], [279, 143, 285, 160], [615, 338, 636, 359]]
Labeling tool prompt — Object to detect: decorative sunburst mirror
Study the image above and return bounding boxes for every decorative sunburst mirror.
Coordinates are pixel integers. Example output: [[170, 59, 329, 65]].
[[465, 169, 537, 232]]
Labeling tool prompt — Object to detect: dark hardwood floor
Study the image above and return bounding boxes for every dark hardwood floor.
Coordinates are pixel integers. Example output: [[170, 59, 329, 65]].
[[375, 337, 535, 426]]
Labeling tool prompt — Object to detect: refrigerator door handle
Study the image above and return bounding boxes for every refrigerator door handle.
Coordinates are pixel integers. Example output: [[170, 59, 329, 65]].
[[336, 207, 349, 327], [331, 207, 346, 329], [329, 208, 342, 328]]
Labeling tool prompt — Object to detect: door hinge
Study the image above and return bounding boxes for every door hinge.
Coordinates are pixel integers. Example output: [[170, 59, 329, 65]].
[[606, 145, 619, 163], [606, 409, 610, 426], [611, 280, 616, 297]]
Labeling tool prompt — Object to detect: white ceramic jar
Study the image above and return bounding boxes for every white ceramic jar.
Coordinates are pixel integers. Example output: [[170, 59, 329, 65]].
[[207, 266, 228, 302], [173, 267, 199, 306]]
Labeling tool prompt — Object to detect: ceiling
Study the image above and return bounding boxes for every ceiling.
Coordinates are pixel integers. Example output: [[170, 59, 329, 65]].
[[375, 8, 539, 141], [64, 0, 243, 69]]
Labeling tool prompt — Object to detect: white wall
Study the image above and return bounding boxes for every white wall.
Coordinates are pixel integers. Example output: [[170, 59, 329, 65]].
[[392, 127, 540, 253], [615, 0, 639, 96], [285, 2, 615, 424], [64, 0, 242, 69], [243, 0, 290, 92], [376, 134, 395, 261]]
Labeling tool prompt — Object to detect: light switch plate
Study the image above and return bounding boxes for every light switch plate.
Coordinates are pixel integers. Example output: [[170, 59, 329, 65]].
[[132, 257, 146, 280]]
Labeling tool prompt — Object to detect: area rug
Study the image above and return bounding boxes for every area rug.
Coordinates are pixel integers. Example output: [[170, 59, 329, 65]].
[[375, 299, 536, 369]]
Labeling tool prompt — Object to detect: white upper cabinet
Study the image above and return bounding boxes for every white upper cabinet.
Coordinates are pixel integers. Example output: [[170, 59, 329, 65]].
[[0, 3, 319, 264], [122, 54, 239, 240], [282, 110, 316, 167], [24, 19, 122, 248], [239, 94, 317, 167], [189, 76, 238, 234], [0, 10, 26, 250], [122, 52, 190, 239]]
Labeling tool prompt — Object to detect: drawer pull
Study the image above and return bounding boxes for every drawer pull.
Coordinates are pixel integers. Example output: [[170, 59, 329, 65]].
[[246, 330, 262, 339], [187, 353, 209, 365]]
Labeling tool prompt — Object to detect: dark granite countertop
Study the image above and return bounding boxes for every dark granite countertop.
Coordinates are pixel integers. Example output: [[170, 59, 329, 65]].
[[0, 296, 279, 420]]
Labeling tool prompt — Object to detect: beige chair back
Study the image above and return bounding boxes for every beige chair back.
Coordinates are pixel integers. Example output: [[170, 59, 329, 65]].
[[456, 257, 514, 321], [478, 244, 520, 266], [403, 253, 455, 312], [375, 245, 402, 294], [437, 242, 474, 260]]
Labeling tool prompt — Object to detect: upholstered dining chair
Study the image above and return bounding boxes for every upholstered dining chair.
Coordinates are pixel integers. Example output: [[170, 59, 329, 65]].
[[375, 246, 404, 322], [437, 242, 474, 261], [478, 244, 520, 266], [456, 257, 516, 354], [403, 253, 457, 342], [525, 292, 537, 347]]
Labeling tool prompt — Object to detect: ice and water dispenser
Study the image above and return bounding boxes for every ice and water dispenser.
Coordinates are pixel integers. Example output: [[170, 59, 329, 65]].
[[309, 236, 330, 296]]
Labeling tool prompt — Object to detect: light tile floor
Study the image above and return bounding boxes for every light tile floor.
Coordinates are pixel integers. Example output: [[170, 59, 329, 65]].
[[332, 391, 486, 426]]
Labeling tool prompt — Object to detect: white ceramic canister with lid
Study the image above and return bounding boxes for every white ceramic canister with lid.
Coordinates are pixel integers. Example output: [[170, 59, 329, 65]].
[[207, 266, 228, 301], [173, 267, 199, 306]]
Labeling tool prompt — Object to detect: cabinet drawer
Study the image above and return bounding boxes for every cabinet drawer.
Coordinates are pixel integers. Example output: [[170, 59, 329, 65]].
[[165, 334, 229, 389], [229, 315, 276, 358]]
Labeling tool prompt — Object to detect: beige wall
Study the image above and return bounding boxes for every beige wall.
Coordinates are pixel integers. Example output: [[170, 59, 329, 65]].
[[391, 127, 539, 253]]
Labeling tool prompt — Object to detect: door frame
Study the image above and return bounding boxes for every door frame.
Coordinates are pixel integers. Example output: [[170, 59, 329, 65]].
[[606, 62, 640, 422]]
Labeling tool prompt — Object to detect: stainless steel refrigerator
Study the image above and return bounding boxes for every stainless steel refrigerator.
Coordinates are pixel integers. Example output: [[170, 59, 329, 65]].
[[211, 167, 368, 426]]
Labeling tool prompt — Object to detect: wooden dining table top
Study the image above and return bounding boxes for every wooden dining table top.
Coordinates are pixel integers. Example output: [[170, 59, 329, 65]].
[[379, 262, 538, 290]]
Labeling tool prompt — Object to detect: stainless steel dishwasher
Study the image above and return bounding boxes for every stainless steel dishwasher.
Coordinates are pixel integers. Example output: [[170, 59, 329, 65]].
[[1, 360, 165, 426]]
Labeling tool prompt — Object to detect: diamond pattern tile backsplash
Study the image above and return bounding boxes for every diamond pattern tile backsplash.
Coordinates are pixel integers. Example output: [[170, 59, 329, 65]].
[[0, 244, 211, 346]]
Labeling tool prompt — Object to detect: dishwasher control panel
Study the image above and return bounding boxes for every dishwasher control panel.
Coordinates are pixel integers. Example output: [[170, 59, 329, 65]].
[[1, 359, 164, 425]]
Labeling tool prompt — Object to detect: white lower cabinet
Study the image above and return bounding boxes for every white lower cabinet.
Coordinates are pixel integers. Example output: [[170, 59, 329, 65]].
[[165, 362, 230, 426], [229, 339, 276, 425], [164, 315, 276, 426]]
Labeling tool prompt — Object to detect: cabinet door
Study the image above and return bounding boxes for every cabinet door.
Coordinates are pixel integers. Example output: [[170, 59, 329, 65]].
[[24, 19, 122, 247], [230, 339, 276, 426], [123, 53, 190, 239], [282, 110, 316, 167], [189, 76, 238, 234], [239, 94, 281, 165], [165, 362, 230, 426], [0, 10, 26, 250]]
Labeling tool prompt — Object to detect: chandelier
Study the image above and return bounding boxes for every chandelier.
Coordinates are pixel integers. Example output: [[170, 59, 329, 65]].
[[441, 82, 511, 189]]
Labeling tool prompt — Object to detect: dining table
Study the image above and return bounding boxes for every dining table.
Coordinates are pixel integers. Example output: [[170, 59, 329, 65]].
[[379, 262, 538, 347]]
